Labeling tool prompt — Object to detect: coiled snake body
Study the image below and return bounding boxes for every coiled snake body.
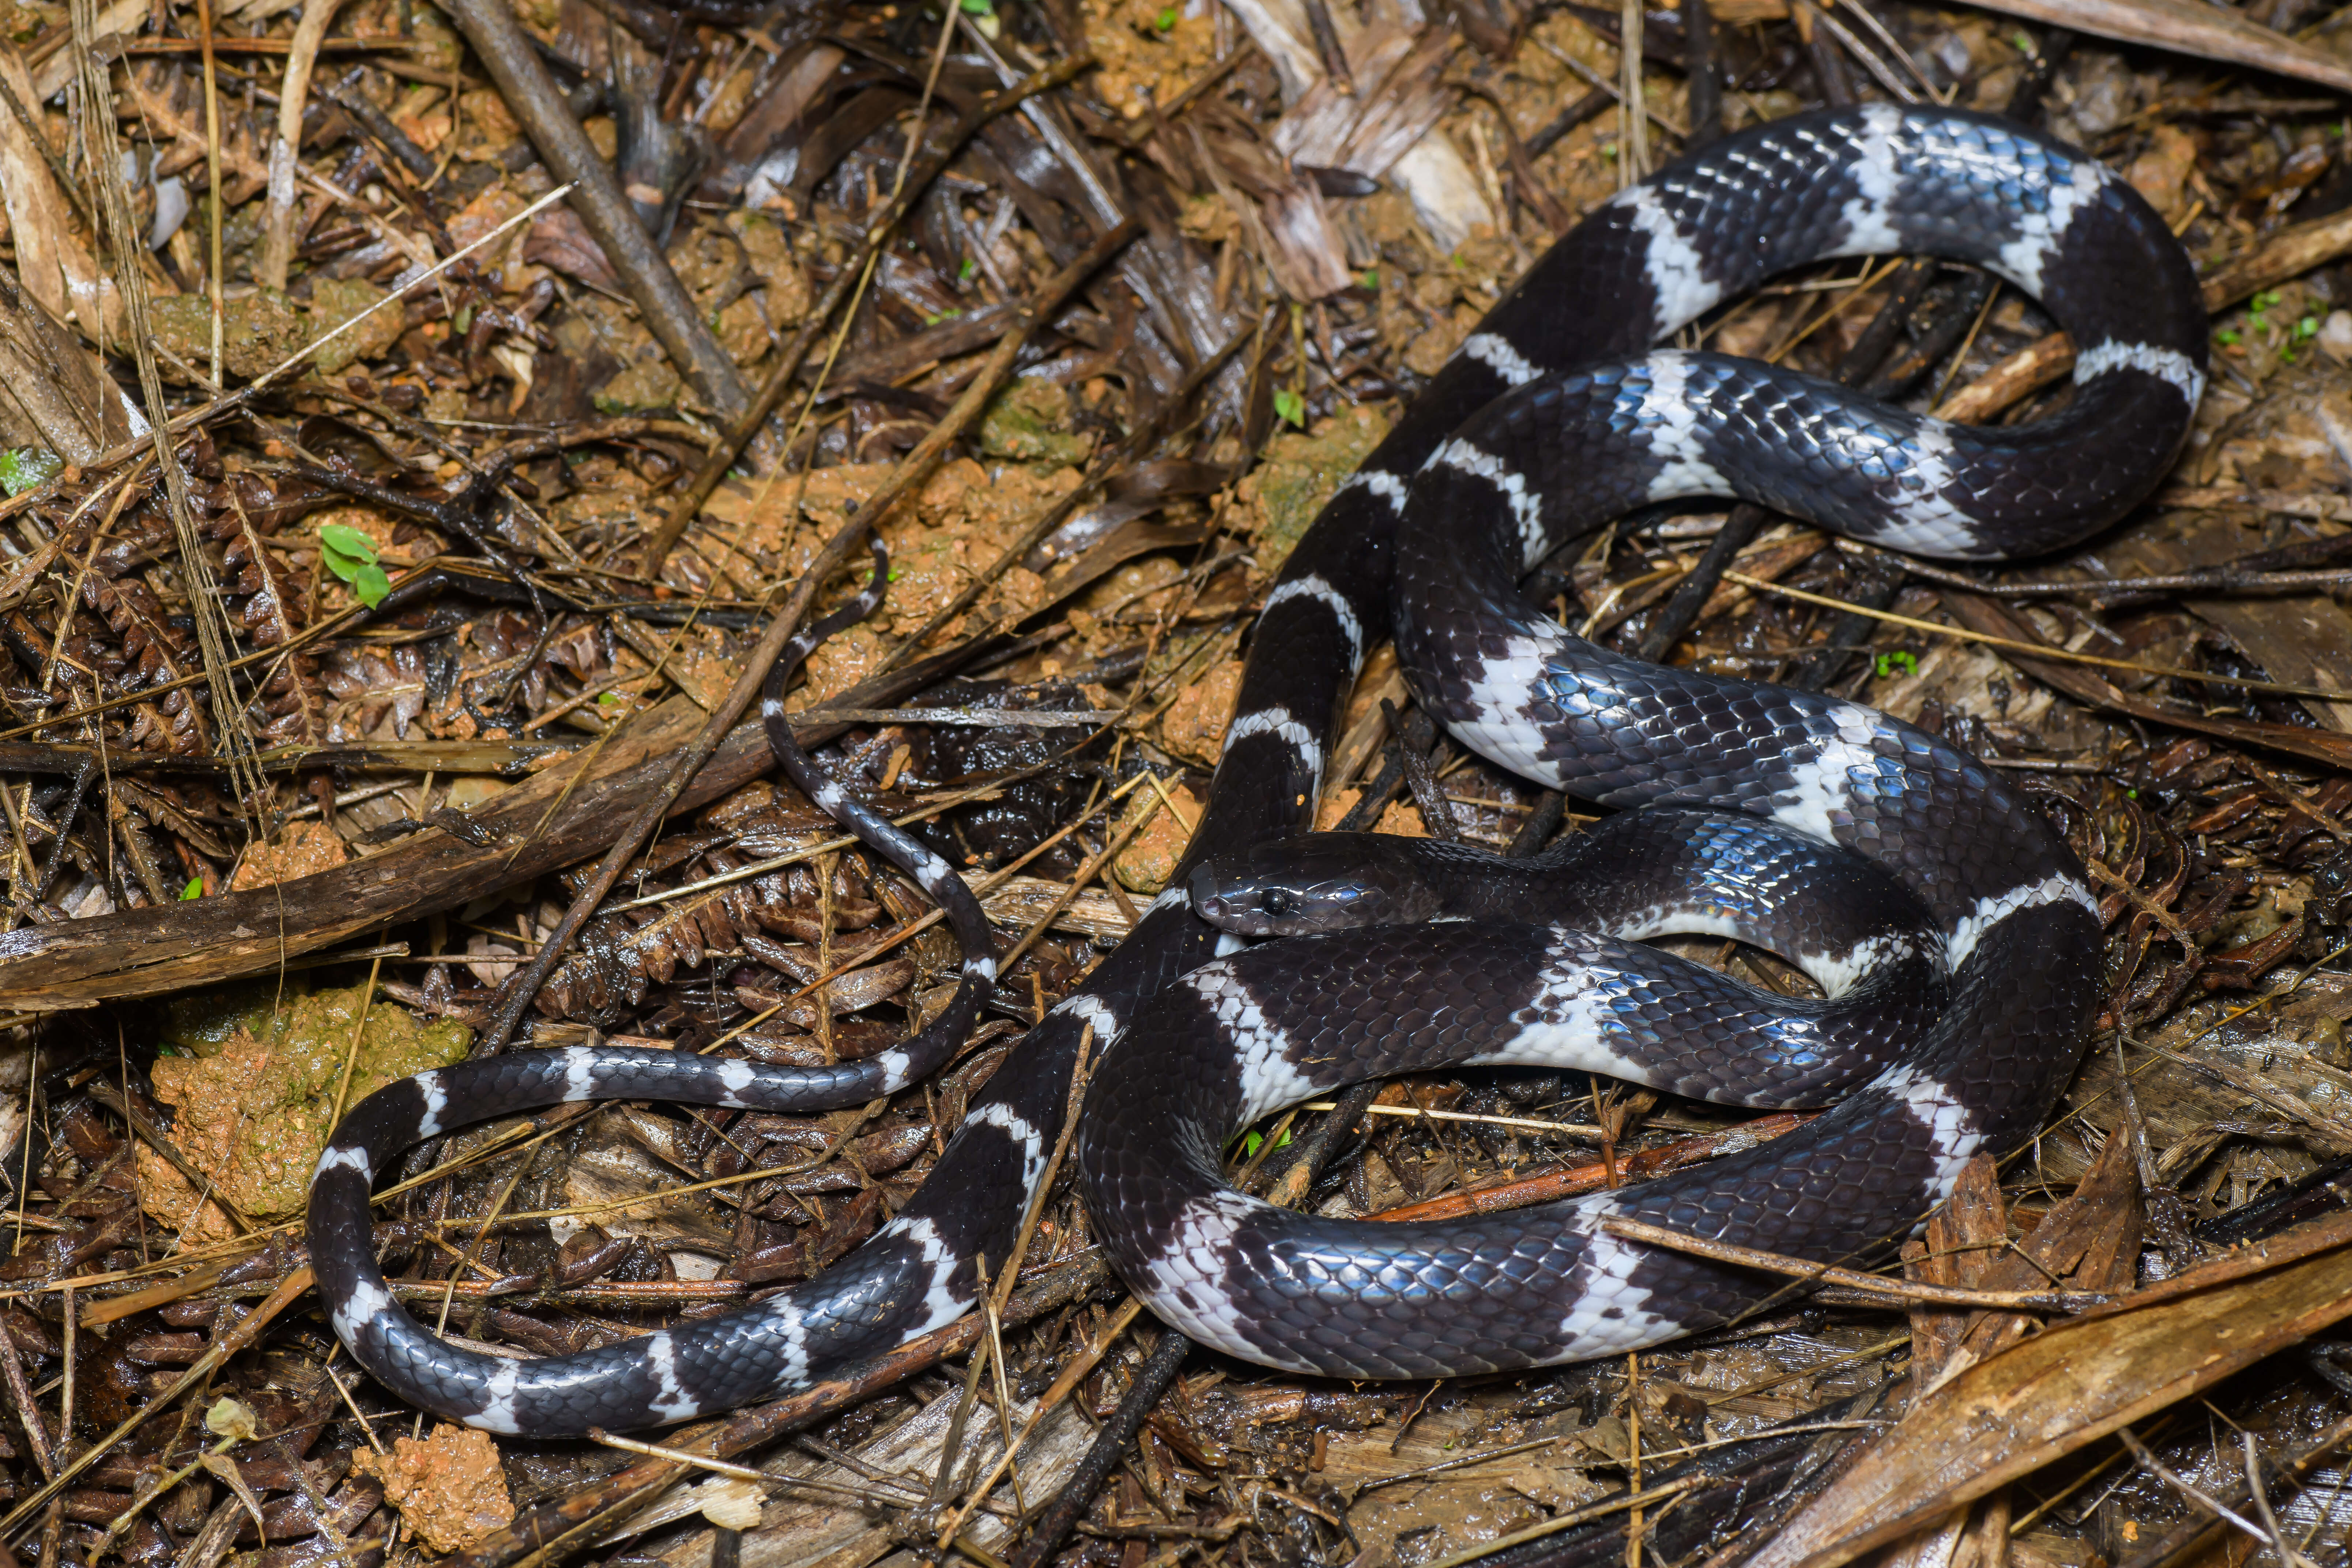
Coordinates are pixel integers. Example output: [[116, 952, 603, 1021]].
[[309, 106, 2201, 1432]]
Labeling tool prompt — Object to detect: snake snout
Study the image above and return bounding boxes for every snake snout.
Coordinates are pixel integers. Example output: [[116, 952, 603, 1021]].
[[1190, 863, 1268, 934]]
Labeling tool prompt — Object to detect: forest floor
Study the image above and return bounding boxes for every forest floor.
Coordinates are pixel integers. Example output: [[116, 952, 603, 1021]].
[[7, 0, 2352, 1563]]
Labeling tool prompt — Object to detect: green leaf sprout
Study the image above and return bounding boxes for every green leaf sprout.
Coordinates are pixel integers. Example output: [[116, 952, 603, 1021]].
[[318, 523, 391, 609], [0, 448, 62, 497]]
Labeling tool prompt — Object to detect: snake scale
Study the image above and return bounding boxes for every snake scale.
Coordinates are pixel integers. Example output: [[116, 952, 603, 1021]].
[[308, 105, 2201, 1433]]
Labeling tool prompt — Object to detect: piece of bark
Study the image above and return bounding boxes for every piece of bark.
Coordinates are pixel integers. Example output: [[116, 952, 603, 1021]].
[[1940, 1120, 2145, 1384], [0, 693, 763, 1009], [1838, 1132, 2141, 1568], [1934, 332, 2077, 425], [0, 630, 995, 1009], [2200, 200, 2352, 309], [1907, 1154, 2005, 1377], [26, 0, 139, 98]]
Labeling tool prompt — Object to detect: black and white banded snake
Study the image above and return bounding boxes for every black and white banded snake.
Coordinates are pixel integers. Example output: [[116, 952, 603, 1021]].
[[307, 105, 2202, 1433]]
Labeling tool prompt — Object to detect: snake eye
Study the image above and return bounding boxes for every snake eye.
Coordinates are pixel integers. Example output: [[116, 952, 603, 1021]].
[[1260, 887, 1294, 919]]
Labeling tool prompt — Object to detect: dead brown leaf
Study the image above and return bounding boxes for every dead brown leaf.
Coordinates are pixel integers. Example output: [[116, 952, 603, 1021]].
[[1743, 1210, 2352, 1568]]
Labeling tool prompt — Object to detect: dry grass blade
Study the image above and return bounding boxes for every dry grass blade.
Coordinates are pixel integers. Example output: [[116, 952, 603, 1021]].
[[2113, 1410, 2352, 1568], [998, 774, 1174, 972], [1723, 571, 2352, 700], [925, 1029, 1104, 1549], [1597, 1217, 2111, 1310], [1371, 1113, 1810, 1221], [1938, 589, 2352, 769], [76, 1258, 227, 1327], [0, 689, 769, 1006], [85, 1082, 252, 1234], [0, 623, 1102, 1007], [0, 179, 566, 539], [72, 0, 263, 816], [879, 313, 1263, 672], [1422, 1479, 1701, 1568]]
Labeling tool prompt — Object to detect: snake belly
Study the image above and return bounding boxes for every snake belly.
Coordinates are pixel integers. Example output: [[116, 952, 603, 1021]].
[[307, 104, 2198, 1432]]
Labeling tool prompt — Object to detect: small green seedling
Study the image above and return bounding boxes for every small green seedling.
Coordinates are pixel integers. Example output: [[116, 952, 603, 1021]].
[[318, 523, 392, 609], [0, 448, 61, 497]]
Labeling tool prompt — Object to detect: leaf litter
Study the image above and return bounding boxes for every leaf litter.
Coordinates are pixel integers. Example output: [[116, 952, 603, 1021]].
[[8, 0, 2352, 1563]]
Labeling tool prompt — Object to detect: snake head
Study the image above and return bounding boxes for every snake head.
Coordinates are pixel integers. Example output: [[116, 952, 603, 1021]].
[[1188, 834, 1450, 935]]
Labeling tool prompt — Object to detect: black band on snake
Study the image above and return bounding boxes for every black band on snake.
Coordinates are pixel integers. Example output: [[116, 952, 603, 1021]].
[[309, 106, 2201, 1432]]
